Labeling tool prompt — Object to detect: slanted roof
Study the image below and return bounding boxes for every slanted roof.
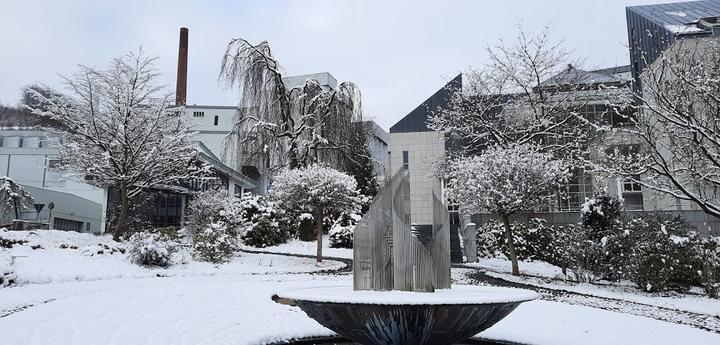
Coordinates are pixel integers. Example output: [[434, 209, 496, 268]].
[[540, 66, 626, 88], [627, 0, 720, 36], [389, 74, 462, 133]]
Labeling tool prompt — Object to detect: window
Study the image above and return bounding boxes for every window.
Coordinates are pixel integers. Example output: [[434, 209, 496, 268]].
[[0, 137, 3, 147], [402, 151, 409, 170], [54, 217, 84, 232], [214, 115, 219, 126], [48, 159, 61, 168], [38, 139, 44, 148], [234, 184, 243, 198], [18, 137, 23, 148], [557, 168, 593, 212], [623, 174, 644, 211], [193, 111, 205, 117]]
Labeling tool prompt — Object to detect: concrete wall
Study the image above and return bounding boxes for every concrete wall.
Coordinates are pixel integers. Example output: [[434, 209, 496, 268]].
[[389, 131, 444, 225], [19, 185, 103, 233], [184, 105, 238, 160]]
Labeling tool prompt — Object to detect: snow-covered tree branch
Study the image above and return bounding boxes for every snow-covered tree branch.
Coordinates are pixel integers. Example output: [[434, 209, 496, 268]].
[[219, 38, 367, 189], [270, 165, 361, 262], [24, 49, 201, 240], [428, 26, 616, 162], [596, 38, 720, 218], [446, 144, 569, 275]]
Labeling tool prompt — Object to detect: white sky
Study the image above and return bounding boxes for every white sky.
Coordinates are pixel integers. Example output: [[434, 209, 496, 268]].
[[0, 0, 666, 130]]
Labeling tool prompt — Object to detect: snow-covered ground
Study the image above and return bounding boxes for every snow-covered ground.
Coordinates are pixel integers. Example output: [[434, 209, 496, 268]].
[[3, 230, 720, 345], [246, 236, 353, 259], [1, 229, 343, 286], [466, 256, 720, 317], [2, 274, 719, 345]]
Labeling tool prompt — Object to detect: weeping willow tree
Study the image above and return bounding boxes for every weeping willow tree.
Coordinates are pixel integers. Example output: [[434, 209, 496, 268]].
[[219, 38, 364, 191]]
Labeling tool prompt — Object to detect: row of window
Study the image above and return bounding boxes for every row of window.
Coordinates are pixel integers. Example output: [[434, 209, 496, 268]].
[[0, 137, 48, 148], [397, 149, 644, 212], [192, 111, 220, 126]]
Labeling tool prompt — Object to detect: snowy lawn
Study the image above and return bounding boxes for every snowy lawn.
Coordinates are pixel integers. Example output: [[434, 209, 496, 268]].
[[245, 236, 353, 259], [467, 256, 720, 317], [1, 229, 343, 286], [1, 274, 719, 345]]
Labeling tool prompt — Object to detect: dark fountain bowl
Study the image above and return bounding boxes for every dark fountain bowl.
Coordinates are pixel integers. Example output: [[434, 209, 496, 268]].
[[273, 285, 538, 345]]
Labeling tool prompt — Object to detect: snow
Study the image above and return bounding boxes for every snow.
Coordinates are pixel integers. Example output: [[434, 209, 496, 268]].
[[1, 229, 343, 286], [3, 229, 720, 345], [276, 284, 539, 305], [466, 257, 567, 278], [469, 256, 720, 317], [481, 300, 720, 345], [249, 236, 353, 259], [664, 24, 704, 34], [1, 276, 718, 345]]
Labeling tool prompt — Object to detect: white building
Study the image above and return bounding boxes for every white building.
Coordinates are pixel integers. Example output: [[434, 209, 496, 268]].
[[0, 128, 106, 232]]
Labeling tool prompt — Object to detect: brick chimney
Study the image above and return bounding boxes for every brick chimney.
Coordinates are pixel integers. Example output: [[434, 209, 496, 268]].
[[175, 27, 189, 106]]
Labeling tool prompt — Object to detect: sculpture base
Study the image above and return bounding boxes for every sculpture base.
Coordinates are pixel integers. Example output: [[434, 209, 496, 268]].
[[273, 335, 528, 345], [273, 285, 537, 345]]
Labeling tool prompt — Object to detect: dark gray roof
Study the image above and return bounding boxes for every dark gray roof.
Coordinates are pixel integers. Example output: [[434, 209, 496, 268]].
[[627, 0, 720, 35], [389, 74, 462, 134], [591, 65, 632, 76], [540, 66, 626, 87]]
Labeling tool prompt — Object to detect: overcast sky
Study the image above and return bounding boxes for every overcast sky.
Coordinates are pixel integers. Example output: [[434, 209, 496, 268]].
[[1, 0, 666, 130]]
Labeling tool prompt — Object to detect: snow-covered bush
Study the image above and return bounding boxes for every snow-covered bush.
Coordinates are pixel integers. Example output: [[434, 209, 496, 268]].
[[186, 188, 232, 236], [242, 218, 285, 248], [296, 213, 316, 241], [475, 218, 571, 268], [606, 214, 700, 292], [566, 225, 608, 283], [580, 191, 623, 237], [0, 176, 33, 225], [0, 254, 16, 287], [234, 193, 291, 247], [697, 237, 720, 298], [329, 213, 361, 248], [128, 231, 178, 268], [193, 222, 237, 263]]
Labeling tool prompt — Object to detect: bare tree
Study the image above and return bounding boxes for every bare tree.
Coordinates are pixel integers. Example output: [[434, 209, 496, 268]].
[[219, 38, 365, 190], [597, 38, 720, 218], [24, 50, 201, 240], [428, 26, 620, 161]]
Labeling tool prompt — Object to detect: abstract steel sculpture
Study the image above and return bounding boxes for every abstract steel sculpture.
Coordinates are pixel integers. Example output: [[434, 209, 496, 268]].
[[273, 169, 538, 345], [353, 169, 450, 292]]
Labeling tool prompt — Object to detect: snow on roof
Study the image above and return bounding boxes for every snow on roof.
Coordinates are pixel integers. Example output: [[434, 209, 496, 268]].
[[540, 66, 626, 87]]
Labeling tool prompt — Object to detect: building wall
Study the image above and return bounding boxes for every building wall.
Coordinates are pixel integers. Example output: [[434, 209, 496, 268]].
[[184, 105, 238, 160], [0, 129, 105, 232], [389, 131, 444, 225]]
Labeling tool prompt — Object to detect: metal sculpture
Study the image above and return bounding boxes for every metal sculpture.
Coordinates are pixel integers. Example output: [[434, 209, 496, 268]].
[[354, 169, 451, 292]]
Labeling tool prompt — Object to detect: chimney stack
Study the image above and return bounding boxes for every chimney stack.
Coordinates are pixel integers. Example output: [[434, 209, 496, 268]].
[[175, 27, 189, 106]]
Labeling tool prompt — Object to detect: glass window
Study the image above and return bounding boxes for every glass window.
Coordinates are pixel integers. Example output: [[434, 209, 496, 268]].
[[18, 137, 23, 148], [0, 137, 4, 147], [193, 111, 205, 117], [234, 184, 242, 198], [214, 115, 219, 126], [402, 151, 409, 170], [557, 168, 593, 212]]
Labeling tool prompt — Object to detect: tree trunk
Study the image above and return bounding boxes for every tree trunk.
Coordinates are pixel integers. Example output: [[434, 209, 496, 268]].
[[315, 206, 324, 263], [502, 214, 520, 276], [114, 182, 129, 242], [13, 198, 19, 220]]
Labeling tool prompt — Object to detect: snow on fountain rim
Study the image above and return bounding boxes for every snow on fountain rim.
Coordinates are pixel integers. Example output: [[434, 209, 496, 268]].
[[276, 284, 539, 305]]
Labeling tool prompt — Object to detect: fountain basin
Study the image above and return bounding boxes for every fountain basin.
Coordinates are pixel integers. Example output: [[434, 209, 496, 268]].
[[273, 285, 538, 345]]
